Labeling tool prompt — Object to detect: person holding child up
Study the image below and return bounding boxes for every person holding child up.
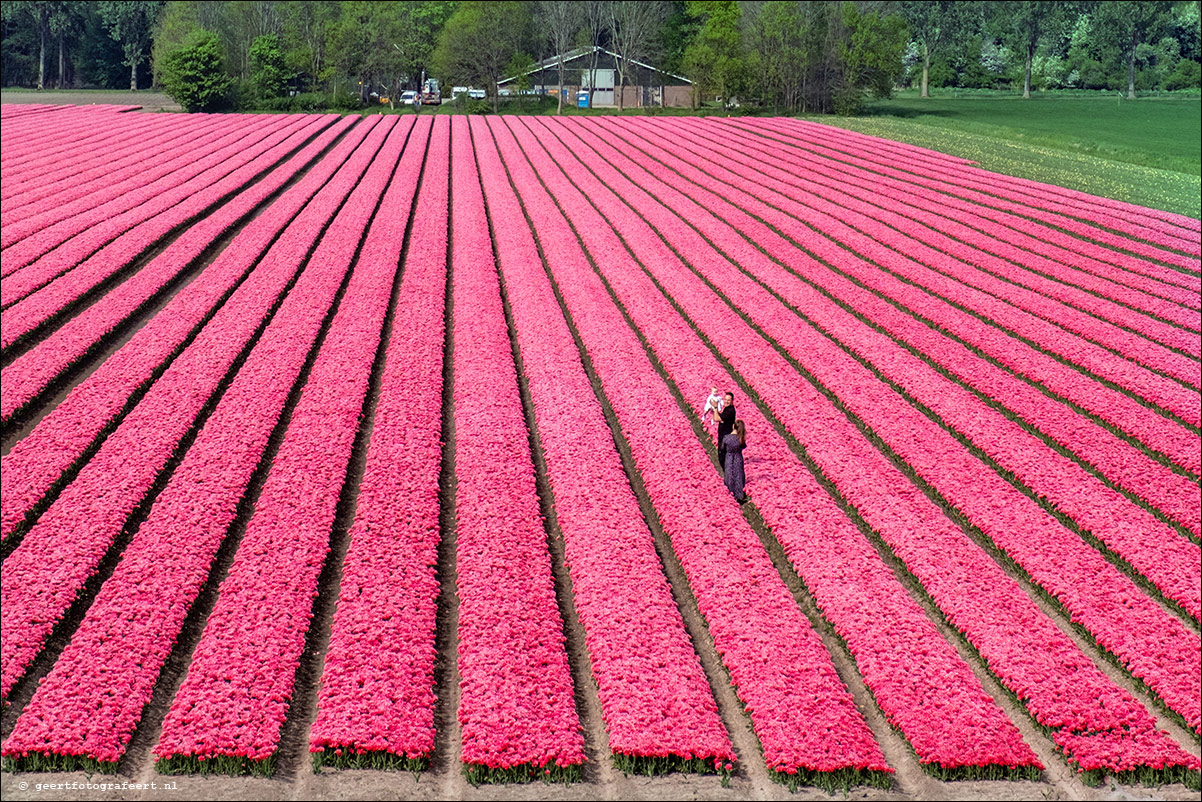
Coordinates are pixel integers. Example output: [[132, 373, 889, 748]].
[[712, 391, 735, 470]]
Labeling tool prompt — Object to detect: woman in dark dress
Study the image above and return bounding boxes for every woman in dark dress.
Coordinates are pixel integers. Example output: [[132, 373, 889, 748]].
[[722, 420, 747, 503]]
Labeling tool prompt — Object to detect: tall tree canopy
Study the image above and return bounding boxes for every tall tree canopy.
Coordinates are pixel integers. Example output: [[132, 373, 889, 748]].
[[608, 0, 671, 110], [1095, 0, 1175, 97], [98, 0, 164, 89], [430, 0, 532, 112], [742, 0, 906, 114], [991, 0, 1073, 98], [901, 0, 974, 97], [2, 0, 1198, 103], [682, 0, 744, 106]]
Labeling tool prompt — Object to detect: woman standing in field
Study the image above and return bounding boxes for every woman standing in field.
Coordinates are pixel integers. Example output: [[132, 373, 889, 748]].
[[722, 420, 747, 504]]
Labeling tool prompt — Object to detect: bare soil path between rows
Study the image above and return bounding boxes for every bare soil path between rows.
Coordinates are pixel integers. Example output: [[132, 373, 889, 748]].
[[0, 91, 180, 112]]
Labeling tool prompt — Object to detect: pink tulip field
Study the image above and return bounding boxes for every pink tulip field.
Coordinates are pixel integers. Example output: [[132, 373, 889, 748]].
[[0, 104, 1199, 796]]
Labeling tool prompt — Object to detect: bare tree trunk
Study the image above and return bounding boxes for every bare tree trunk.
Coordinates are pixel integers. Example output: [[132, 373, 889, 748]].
[[1126, 31, 1137, 99], [58, 31, 66, 89], [38, 23, 46, 90], [921, 44, 930, 98], [588, 46, 599, 107], [1023, 44, 1032, 98], [557, 59, 564, 114], [130, 59, 138, 91]]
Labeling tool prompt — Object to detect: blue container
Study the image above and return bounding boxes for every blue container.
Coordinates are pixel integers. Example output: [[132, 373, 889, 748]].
[[576, 91, 590, 109]]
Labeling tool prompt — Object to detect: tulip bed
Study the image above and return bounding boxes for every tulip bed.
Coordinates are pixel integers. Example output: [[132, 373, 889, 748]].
[[0, 116, 367, 550], [152, 116, 419, 776], [448, 116, 586, 785], [1, 114, 208, 227], [1, 106, 1198, 794], [0, 114, 335, 354], [514, 116, 1197, 775], [0, 115, 352, 424], [0, 115, 292, 289], [0, 115, 391, 701], [475, 119, 737, 778], [2, 116, 398, 774], [309, 116, 448, 773]]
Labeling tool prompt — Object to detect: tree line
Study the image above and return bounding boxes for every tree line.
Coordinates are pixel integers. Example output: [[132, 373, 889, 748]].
[[2, 1, 1199, 114]]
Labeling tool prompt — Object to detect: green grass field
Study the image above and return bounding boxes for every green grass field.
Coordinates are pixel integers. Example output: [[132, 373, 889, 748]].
[[813, 90, 1202, 219]]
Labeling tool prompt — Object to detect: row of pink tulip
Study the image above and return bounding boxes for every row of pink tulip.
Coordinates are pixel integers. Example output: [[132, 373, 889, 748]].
[[675, 119, 1201, 363], [0, 115, 305, 303], [0, 115, 346, 424], [0, 102, 75, 122], [1, 114, 179, 212], [152, 116, 419, 775], [592, 120, 1202, 449], [527, 119, 1201, 775], [473, 118, 736, 776], [612, 120, 1201, 616], [717, 119, 1201, 308], [682, 120, 1201, 344], [0, 117, 292, 302], [551, 119, 1200, 544], [603, 119, 1202, 409], [796, 117, 1202, 261], [3, 116, 404, 773], [501, 115, 1040, 779], [0, 103, 68, 122], [1, 112, 226, 207], [0, 115, 330, 353], [1, 116, 402, 774], [0, 116, 370, 547], [648, 140, 1197, 475], [0, 113, 279, 260], [479, 117, 891, 787], [0, 107, 164, 185], [309, 116, 449, 770], [0, 118, 391, 710], [595, 119, 1202, 730], [758, 118, 1202, 260], [449, 117, 585, 783], [1, 118, 233, 283], [1, 114, 224, 223]]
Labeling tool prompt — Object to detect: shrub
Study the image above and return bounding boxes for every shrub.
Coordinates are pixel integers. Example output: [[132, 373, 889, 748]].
[[249, 34, 289, 102], [1165, 59, 1201, 90], [159, 30, 234, 113]]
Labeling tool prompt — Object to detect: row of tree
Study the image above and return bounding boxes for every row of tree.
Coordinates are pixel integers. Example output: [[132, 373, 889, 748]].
[[2, 1, 1199, 114], [427, 1, 908, 114], [2, 1, 162, 91], [903, 1, 1201, 98]]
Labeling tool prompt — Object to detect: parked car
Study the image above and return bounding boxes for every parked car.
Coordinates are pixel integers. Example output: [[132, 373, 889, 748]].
[[449, 86, 487, 102], [400, 90, 419, 106]]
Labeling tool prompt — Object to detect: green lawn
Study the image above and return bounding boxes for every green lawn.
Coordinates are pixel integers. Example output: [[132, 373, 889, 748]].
[[810, 90, 1201, 219]]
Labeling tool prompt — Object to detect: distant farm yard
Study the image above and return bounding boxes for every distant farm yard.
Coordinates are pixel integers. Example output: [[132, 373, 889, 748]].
[[0, 105, 1199, 801]]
